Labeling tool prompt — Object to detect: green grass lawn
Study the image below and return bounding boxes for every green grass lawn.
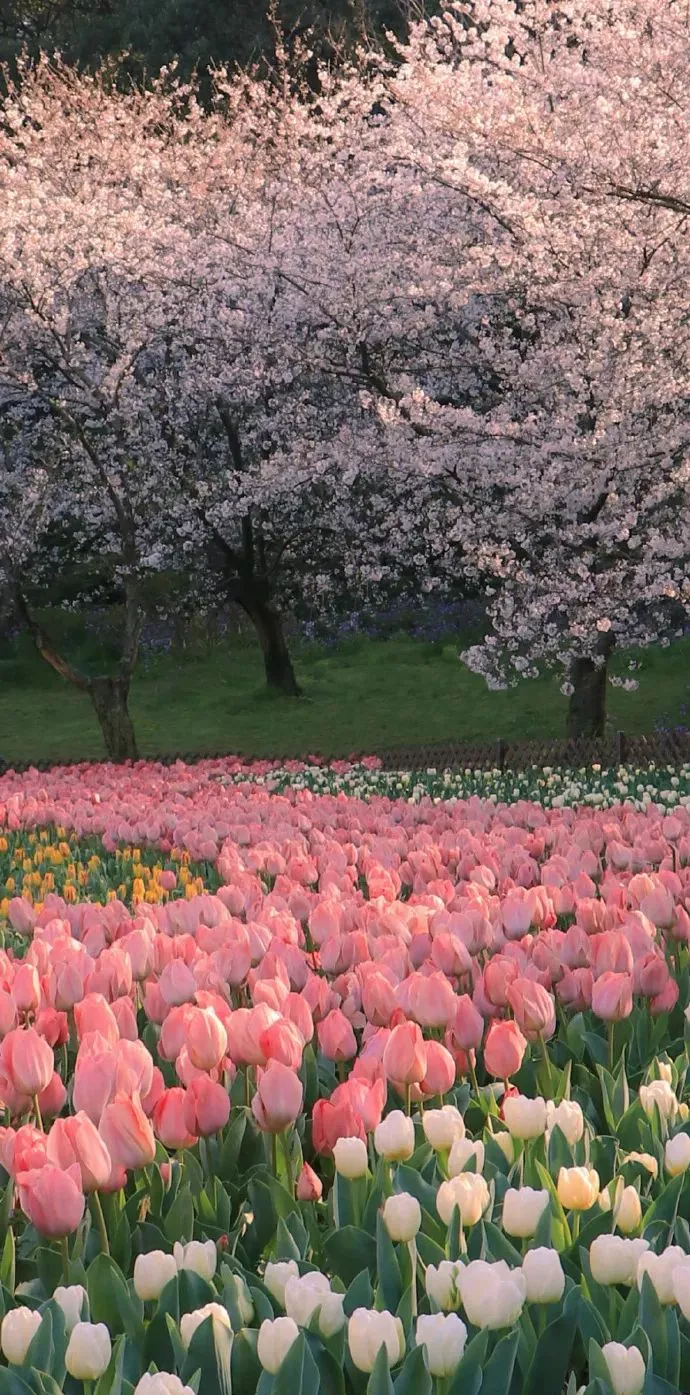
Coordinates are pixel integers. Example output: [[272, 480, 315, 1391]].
[[0, 632, 688, 766]]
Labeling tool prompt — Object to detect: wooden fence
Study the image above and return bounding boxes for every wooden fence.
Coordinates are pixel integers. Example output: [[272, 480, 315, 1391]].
[[1, 729, 690, 775]]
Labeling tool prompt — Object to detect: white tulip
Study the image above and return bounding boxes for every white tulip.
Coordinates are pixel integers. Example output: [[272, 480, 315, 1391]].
[[422, 1106, 465, 1151], [347, 1308, 405, 1372], [637, 1247, 686, 1305], [374, 1112, 416, 1162], [1, 1307, 42, 1365], [522, 1249, 565, 1303], [415, 1313, 467, 1376], [173, 1239, 217, 1282], [448, 1137, 485, 1177], [493, 1131, 515, 1165], [456, 1260, 526, 1330], [425, 1260, 461, 1311], [257, 1317, 300, 1374], [263, 1260, 299, 1306], [602, 1342, 646, 1395], [672, 1259, 690, 1319], [639, 1080, 678, 1122], [134, 1250, 178, 1301], [665, 1132, 690, 1176], [503, 1095, 547, 1140], [333, 1137, 368, 1179], [589, 1236, 649, 1287], [502, 1187, 549, 1239], [437, 1173, 490, 1227], [382, 1192, 422, 1243], [134, 1376, 195, 1395], [658, 1062, 673, 1084], [284, 1273, 345, 1338], [226, 1272, 254, 1326], [545, 1099, 584, 1147], [65, 1322, 112, 1380], [53, 1285, 87, 1334], [180, 1303, 232, 1349], [557, 1166, 599, 1211], [613, 1185, 642, 1235]]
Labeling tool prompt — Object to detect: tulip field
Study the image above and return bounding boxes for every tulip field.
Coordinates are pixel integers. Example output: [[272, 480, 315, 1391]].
[[1, 761, 690, 1395]]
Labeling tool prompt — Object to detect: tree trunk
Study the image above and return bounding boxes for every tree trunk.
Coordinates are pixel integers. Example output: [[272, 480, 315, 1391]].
[[566, 655, 610, 738], [240, 593, 301, 696], [88, 675, 139, 761]]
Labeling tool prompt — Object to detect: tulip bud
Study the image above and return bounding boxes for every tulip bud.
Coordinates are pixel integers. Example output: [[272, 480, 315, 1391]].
[[1, 1307, 42, 1364], [226, 1272, 254, 1326], [557, 1166, 599, 1211], [493, 1130, 515, 1165], [422, 1105, 465, 1152], [53, 1285, 87, 1333], [456, 1260, 526, 1330], [665, 1132, 690, 1176], [296, 1161, 323, 1202], [65, 1322, 112, 1380], [437, 1173, 490, 1227], [374, 1111, 415, 1161], [545, 1099, 584, 1147], [284, 1273, 344, 1338], [347, 1308, 405, 1373], [133, 1250, 178, 1302], [257, 1316, 300, 1373], [502, 1187, 549, 1239], [639, 1080, 679, 1122], [589, 1236, 649, 1287], [637, 1247, 686, 1305], [672, 1260, 690, 1319], [180, 1303, 232, 1349], [614, 1184, 642, 1235], [415, 1313, 467, 1376], [382, 1192, 421, 1243], [263, 1260, 299, 1306], [521, 1248, 565, 1303], [503, 1095, 547, 1140], [426, 1260, 460, 1311], [448, 1137, 485, 1177], [602, 1342, 645, 1395], [134, 1375, 195, 1395], [333, 1136, 368, 1179], [173, 1239, 217, 1282]]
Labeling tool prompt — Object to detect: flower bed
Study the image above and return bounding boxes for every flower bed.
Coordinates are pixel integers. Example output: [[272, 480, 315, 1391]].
[[0, 763, 688, 1393]]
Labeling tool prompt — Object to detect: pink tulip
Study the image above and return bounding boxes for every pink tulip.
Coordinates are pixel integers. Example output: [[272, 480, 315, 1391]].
[[183, 1076, 230, 1137], [483, 1019, 528, 1079], [296, 1161, 323, 1201], [0, 1123, 48, 1175], [406, 971, 457, 1029], [186, 1007, 228, 1071], [317, 1009, 357, 1063], [591, 971, 633, 1022], [39, 1071, 68, 1119], [74, 995, 120, 1046], [506, 977, 556, 1042], [251, 1061, 303, 1135], [449, 995, 485, 1052], [0, 1027, 54, 1099], [259, 1018, 305, 1070], [99, 1092, 156, 1169], [47, 1112, 112, 1191], [13, 964, 41, 1015], [382, 1022, 427, 1085], [153, 1088, 197, 1149], [17, 1163, 85, 1237], [420, 1040, 456, 1096]]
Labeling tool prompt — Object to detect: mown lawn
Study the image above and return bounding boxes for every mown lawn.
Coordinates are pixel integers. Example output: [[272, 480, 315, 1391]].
[[0, 631, 688, 766]]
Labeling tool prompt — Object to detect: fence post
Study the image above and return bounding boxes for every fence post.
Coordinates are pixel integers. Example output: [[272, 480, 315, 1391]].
[[616, 730, 628, 765], [495, 737, 507, 771]]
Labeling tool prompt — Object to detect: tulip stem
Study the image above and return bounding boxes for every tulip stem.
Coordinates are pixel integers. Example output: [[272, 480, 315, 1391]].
[[405, 1084, 412, 1117], [408, 1239, 418, 1317], [271, 1133, 278, 1177], [608, 1021, 616, 1072], [280, 1132, 295, 1195], [90, 1190, 110, 1256], [33, 1095, 44, 1133], [244, 1068, 251, 1109], [60, 1236, 69, 1284]]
